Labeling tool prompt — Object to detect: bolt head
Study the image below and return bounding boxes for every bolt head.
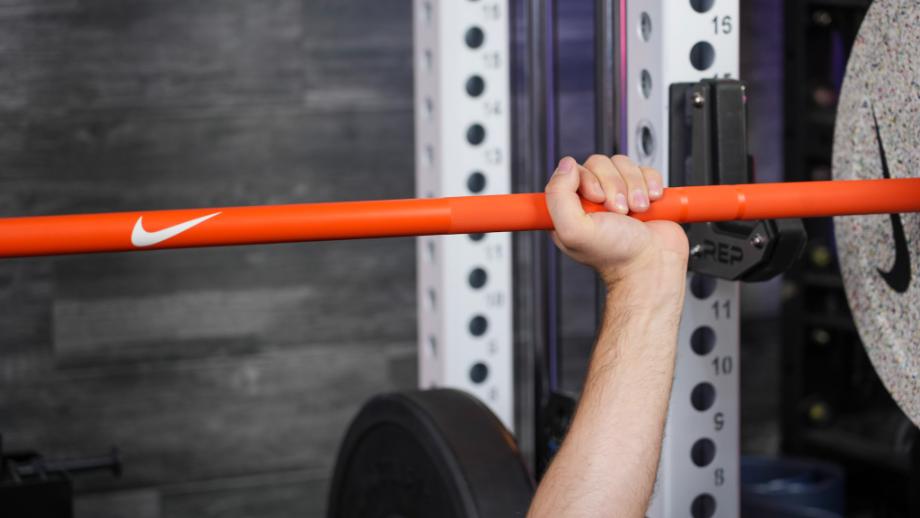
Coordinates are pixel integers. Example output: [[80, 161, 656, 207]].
[[692, 92, 705, 107]]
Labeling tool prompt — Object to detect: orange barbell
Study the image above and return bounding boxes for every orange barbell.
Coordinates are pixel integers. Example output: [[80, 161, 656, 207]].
[[0, 178, 918, 258]]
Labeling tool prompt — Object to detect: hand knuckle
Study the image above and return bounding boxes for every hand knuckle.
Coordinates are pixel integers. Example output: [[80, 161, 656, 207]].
[[584, 154, 610, 169], [612, 155, 636, 170]]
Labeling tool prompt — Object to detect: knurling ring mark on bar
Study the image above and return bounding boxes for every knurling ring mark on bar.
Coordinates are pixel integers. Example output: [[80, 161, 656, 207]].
[[679, 194, 690, 221], [734, 188, 747, 220]]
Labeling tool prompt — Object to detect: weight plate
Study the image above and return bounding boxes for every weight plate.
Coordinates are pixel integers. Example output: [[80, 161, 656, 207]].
[[327, 389, 534, 517], [833, 0, 920, 426]]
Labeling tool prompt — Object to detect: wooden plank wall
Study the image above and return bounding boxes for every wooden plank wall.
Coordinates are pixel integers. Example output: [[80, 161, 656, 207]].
[[0, 1, 416, 517]]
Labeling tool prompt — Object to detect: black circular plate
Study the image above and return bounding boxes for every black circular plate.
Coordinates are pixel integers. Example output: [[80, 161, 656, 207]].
[[327, 389, 534, 518]]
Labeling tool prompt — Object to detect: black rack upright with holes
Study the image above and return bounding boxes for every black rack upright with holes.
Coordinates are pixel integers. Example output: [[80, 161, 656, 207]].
[[781, 1, 920, 516]]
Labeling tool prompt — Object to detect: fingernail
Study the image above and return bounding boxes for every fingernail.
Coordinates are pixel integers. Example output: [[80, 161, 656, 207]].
[[647, 179, 663, 198], [557, 157, 576, 174], [614, 193, 629, 213], [631, 189, 649, 210]]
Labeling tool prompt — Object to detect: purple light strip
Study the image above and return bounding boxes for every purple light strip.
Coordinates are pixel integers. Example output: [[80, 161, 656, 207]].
[[618, 0, 628, 156], [545, 0, 559, 391]]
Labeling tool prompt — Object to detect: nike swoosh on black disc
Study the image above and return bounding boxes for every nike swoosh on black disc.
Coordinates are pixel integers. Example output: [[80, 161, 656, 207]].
[[871, 105, 911, 293]]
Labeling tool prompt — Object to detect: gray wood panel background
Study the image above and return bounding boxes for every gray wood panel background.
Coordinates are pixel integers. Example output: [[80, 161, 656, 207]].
[[0, 1, 417, 517]]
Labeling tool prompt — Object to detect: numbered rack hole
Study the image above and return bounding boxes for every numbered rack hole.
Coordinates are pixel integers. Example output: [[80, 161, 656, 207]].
[[640, 69, 652, 99], [689, 0, 715, 13], [690, 438, 716, 467], [425, 239, 436, 263], [469, 362, 489, 384], [690, 274, 717, 299], [466, 75, 486, 97], [469, 233, 486, 242], [467, 172, 487, 193], [469, 315, 489, 336], [636, 124, 655, 160], [426, 287, 437, 311], [467, 123, 486, 145], [465, 26, 485, 49], [422, 1, 433, 23], [690, 41, 716, 71], [423, 49, 433, 71], [691, 494, 717, 518], [469, 267, 488, 289], [690, 382, 716, 411], [639, 12, 652, 41], [691, 326, 716, 355]]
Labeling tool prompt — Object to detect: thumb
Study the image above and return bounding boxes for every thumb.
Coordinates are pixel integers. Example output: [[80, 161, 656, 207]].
[[545, 157, 589, 242]]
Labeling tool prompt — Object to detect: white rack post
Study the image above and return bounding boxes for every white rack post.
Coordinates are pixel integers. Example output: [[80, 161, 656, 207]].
[[626, 1, 741, 517], [413, 0, 514, 430]]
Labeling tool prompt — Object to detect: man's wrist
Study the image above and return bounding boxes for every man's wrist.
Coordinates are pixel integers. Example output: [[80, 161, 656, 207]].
[[596, 258, 686, 362], [603, 260, 687, 313]]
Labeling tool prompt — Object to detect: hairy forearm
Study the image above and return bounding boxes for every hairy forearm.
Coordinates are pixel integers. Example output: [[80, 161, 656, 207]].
[[529, 256, 686, 517]]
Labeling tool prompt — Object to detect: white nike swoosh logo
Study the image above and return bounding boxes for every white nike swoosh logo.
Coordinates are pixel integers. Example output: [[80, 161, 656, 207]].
[[131, 212, 221, 247]]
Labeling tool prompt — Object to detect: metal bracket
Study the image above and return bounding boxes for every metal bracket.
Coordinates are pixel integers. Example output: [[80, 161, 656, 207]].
[[670, 79, 806, 282]]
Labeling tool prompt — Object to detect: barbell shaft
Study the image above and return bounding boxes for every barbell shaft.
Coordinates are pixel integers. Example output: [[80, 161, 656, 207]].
[[1, 178, 918, 258]]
